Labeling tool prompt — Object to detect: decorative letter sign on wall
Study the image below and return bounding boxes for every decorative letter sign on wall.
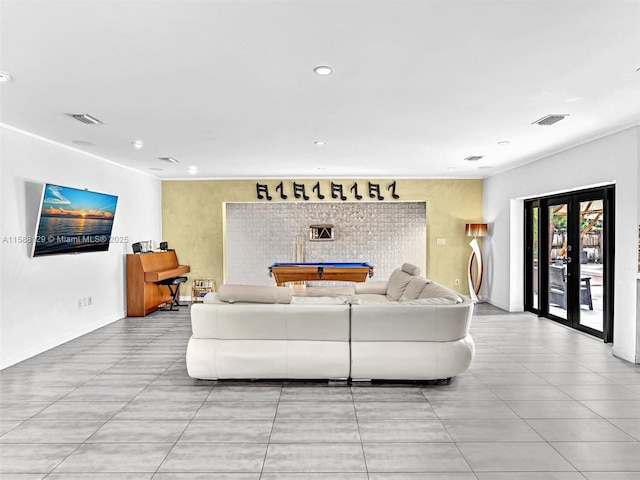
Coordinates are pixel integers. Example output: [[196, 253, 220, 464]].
[[256, 183, 272, 200], [312, 182, 325, 199], [255, 180, 400, 201], [293, 182, 309, 200]]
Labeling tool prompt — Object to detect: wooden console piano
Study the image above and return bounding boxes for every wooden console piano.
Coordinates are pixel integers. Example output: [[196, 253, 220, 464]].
[[126, 251, 190, 317]]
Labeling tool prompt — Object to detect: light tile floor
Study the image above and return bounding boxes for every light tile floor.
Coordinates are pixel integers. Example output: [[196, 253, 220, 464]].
[[1, 303, 639, 479]]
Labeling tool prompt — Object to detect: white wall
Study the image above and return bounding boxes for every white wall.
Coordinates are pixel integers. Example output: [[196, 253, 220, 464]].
[[483, 126, 640, 363], [0, 126, 162, 368], [637, 127, 640, 363]]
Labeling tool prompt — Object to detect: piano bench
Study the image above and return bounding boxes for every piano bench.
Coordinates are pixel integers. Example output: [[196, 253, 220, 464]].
[[157, 276, 188, 311]]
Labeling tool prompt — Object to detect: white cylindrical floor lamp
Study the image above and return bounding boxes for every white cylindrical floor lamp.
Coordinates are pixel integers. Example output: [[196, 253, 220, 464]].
[[465, 223, 488, 303]]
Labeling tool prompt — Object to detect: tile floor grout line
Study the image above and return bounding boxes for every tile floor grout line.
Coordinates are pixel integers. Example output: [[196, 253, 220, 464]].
[[255, 381, 282, 479]]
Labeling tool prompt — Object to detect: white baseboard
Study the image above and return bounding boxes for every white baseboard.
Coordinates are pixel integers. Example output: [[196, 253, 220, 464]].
[[483, 297, 508, 312], [611, 345, 637, 365], [0, 311, 126, 370]]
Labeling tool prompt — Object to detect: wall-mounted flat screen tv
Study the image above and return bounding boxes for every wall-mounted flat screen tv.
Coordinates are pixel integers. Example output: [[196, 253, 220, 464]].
[[32, 183, 118, 257]]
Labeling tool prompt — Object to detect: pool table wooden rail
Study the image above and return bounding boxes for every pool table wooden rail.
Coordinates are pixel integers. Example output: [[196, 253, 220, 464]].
[[268, 263, 373, 286]]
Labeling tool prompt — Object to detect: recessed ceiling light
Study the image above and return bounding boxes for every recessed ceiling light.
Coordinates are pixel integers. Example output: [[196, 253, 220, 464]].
[[72, 140, 96, 147], [314, 66, 333, 76], [497, 141, 510, 145], [314, 141, 326, 146], [131, 139, 144, 149], [0, 71, 12, 82], [464, 155, 483, 162], [187, 166, 198, 174], [68, 113, 104, 125], [158, 156, 180, 163]]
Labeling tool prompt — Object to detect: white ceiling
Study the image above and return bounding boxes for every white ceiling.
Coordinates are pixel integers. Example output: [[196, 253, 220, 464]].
[[1, 0, 639, 180]]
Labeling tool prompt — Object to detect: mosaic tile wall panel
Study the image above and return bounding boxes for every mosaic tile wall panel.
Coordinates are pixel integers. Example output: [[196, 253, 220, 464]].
[[225, 202, 426, 285]]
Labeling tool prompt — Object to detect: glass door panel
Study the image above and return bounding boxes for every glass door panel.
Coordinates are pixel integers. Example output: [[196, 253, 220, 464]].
[[532, 206, 539, 310], [577, 200, 603, 332], [548, 202, 568, 321]]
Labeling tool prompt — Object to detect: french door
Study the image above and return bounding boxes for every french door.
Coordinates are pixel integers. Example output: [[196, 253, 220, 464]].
[[524, 186, 614, 341]]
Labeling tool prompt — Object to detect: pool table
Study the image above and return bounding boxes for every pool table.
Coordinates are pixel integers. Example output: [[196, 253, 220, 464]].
[[268, 262, 374, 286]]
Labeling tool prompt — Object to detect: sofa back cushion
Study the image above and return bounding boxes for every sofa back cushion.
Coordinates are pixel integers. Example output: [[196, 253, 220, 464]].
[[350, 299, 473, 342], [217, 284, 291, 304], [190, 303, 350, 341], [386, 268, 415, 301], [418, 282, 463, 304], [401, 263, 421, 276], [400, 276, 431, 300]]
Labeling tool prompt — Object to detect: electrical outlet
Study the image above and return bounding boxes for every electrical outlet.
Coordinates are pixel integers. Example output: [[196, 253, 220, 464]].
[[88, 296, 92, 306], [77, 299, 82, 309], [454, 278, 460, 286], [436, 237, 446, 245]]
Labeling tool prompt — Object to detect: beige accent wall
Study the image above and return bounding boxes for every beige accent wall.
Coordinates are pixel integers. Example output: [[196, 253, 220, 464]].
[[162, 179, 482, 295]]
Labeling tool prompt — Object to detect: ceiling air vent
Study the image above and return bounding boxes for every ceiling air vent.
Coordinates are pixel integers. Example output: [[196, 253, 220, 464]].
[[68, 113, 104, 125], [532, 114, 568, 126], [464, 155, 483, 162]]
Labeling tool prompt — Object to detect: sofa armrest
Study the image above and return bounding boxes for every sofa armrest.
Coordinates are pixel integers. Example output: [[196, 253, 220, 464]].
[[354, 281, 388, 295]]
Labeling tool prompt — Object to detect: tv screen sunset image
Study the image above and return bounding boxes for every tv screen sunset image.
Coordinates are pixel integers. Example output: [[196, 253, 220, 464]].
[[33, 184, 118, 256]]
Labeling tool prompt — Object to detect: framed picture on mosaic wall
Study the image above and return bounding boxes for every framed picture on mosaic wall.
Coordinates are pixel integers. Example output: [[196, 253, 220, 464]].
[[310, 224, 334, 241]]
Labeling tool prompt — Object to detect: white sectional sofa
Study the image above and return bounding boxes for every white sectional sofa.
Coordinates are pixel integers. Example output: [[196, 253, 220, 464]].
[[187, 285, 351, 380], [186, 265, 475, 382], [349, 263, 475, 381]]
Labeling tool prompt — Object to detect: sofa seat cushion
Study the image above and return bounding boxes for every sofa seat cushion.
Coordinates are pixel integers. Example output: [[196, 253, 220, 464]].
[[350, 294, 394, 304], [217, 284, 291, 304], [290, 295, 351, 304], [400, 297, 461, 305]]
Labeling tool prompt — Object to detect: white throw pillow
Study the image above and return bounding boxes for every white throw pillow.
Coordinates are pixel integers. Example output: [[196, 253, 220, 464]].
[[217, 284, 291, 304], [202, 292, 224, 304], [354, 281, 388, 295]]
